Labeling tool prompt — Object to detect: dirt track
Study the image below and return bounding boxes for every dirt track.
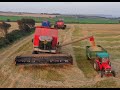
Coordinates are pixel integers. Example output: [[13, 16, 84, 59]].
[[0, 24, 120, 88]]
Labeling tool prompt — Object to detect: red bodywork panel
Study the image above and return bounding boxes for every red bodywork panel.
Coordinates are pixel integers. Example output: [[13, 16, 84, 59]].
[[101, 62, 111, 70], [56, 21, 64, 27], [96, 59, 111, 70], [89, 36, 94, 41], [33, 26, 58, 48]]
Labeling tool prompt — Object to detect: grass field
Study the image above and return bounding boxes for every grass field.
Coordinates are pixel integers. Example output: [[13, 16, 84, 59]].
[[0, 23, 120, 88], [0, 15, 119, 24]]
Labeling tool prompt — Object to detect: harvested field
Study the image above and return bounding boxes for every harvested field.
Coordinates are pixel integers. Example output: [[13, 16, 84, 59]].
[[0, 24, 120, 88], [0, 22, 19, 37]]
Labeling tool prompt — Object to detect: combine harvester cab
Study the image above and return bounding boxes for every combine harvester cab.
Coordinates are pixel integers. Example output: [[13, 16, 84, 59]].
[[15, 26, 73, 65], [41, 20, 51, 28]]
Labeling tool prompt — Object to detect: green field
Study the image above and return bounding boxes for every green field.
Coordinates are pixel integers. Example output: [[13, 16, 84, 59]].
[[0, 15, 119, 24]]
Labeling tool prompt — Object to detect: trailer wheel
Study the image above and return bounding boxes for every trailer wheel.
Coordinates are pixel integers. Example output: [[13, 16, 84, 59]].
[[94, 62, 99, 71], [86, 53, 91, 60], [86, 55, 90, 60], [111, 70, 116, 77]]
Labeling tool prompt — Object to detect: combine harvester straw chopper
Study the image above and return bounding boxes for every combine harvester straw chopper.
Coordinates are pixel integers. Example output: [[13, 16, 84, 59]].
[[86, 36, 116, 77], [15, 26, 93, 65]]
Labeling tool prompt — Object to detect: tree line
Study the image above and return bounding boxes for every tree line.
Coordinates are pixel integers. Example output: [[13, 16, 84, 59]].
[[0, 18, 35, 49], [0, 18, 35, 39]]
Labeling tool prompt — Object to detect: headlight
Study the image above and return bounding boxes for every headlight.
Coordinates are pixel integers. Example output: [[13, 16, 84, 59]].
[[105, 70, 111, 73]]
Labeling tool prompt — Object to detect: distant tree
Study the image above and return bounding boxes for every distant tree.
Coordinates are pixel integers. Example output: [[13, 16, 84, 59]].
[[6, 19, 11, 22], [17, 18, 35, 32], [0, 21, 11, 38]]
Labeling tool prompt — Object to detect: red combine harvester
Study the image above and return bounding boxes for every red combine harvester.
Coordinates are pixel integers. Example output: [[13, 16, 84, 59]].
[[15, 26, 72, 65], [15, 26, 93, 65], [54, 20, 66, 29]]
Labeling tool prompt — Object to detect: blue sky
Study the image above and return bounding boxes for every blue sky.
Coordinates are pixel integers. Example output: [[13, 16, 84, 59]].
[[0, 2, 120, 17]]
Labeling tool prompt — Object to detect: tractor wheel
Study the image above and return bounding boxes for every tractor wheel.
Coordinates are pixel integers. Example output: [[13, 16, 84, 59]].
[[64, 25, 66, 29], [86, 53, 91, 60], [62, 25, 66, 29], [54, 25, 57, 29], [93, 61, 99, 71], [111, 70, 116, 77], [101, 71, 104, 78], [62, 27, 65, 30], [86, 56, 90, 60], [32, 39, 33, 43], [86, 54, 90, 60]]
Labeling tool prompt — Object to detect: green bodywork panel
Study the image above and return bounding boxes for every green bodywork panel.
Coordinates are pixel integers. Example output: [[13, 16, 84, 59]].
[[86, 45, 108, 59]]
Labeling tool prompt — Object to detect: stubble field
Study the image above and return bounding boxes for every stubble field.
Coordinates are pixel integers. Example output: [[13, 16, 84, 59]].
[[0, 24, 120, 88]]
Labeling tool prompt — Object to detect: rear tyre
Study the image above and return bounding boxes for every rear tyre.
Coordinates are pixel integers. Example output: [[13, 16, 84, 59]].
[[93, 61, 99, 71], [64, 25, 66, 29], [111, 70, 116, 77], [54, 25, 58, 29], [32, 39, 33, 43], [62, 25, 66, 30]]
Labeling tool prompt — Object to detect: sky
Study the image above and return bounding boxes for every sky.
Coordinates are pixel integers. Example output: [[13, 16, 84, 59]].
[[0, 2, 120, 17]]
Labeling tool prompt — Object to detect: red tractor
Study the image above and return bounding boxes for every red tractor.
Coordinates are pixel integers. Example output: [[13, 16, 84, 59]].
[[54, 20, 66, 29], [94, 52, 116, 77]]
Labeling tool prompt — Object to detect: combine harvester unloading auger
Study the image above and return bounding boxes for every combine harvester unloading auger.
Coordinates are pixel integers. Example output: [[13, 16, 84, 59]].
[[15, 26, 93, 65]]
